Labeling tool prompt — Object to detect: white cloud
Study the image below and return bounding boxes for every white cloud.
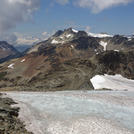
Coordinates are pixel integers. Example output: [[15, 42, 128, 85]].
[[55, 0, 69, 5], [1, 31, 53, 47], [0, 0, 133, 36], [16, 36, 41, 46], [85, 26, 91, 33], [13, 32, 41, 46], [0, 0, 70, 34], [42, 31, 47, 36], [74, 0, 133, 13], [0, 0, 40, 34]]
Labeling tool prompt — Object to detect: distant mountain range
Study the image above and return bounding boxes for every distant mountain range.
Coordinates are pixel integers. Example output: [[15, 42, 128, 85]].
[[0, 41, 29, 64], [0, 41, 20, 63], [0, 41, 18, 58], [0, 28, 134, 91]]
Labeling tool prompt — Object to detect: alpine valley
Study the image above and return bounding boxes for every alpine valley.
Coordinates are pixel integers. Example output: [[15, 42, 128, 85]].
[[0, 28, 134, 91]]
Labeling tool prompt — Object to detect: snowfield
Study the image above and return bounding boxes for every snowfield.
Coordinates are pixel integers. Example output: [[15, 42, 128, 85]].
[[4, 90, 134, 134], [90, 74, 134, 91]]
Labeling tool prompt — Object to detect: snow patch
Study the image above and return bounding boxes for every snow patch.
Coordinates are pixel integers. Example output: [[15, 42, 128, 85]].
[[71, 45, 74, 49], [51, 39, 59, 44], [90, 75, 106, 89], [128, 38, 132, 41], [21, 59, 25, 63], [72, 29, 78, 33], [88, 32, 113, 38], [90, 74, 134, 91], [8, 63, 15, 69], [100, 41, 107, 51], [114, 50, 119, 52], [66, 34, 72, 38]]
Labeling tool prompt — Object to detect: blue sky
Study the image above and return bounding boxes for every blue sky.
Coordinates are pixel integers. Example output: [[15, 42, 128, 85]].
[[0, 0, 134, 47], [12, 0, 134, 35]]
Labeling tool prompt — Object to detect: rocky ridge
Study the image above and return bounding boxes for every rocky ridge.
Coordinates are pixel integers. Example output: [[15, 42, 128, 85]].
[[0, 41, 20, 64], [0, 93, 32, 134], [0, 28, 134, 91]]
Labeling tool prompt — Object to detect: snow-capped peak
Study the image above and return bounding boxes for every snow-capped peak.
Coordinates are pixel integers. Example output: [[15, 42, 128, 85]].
[[88, 32, 113, 38], [72, 29, 78, 33]]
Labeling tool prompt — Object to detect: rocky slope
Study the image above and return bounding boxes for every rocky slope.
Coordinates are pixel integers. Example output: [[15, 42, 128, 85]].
[[0, 28, 134, 91], [103, 35, 134, 51], [0, 93, 33, 134], [0, 49, 134, 91], [0, 41, 20, 63]]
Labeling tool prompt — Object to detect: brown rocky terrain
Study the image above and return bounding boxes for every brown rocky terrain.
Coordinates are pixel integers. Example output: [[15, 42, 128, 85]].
[[0, 49, 134, 91]]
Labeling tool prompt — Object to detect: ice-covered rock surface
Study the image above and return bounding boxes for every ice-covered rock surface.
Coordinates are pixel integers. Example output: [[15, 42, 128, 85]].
[[4, 91, 134, 134]]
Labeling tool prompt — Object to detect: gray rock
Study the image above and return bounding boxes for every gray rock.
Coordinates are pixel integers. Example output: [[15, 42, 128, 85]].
[[0, 93, 33, 134]]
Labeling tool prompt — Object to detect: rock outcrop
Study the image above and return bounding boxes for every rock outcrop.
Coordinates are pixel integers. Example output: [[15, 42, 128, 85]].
[[0, 93, 33, 134]]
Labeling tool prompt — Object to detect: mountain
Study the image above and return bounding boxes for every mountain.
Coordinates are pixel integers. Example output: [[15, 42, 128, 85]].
[[0, 41, 19, 58], [15, 45, 31, 52], [0, 41, 20, 63], [0, 28, 134, 91], [28, 28, 134, 55]]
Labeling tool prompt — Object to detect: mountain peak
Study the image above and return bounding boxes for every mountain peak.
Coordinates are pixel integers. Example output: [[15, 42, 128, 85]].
[[50, 28, 88, 45], [64, 28, 78, 33], [0, 41, 19, 63], [53, 30, 63, 37], [0, 41, 9, 45]]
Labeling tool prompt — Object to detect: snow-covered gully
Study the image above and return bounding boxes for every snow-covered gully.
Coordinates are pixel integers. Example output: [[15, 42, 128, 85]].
[[3, 91, 134, 134]]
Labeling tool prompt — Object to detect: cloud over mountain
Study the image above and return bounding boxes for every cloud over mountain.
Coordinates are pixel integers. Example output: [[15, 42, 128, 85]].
[[0, 0, 40, 33]]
